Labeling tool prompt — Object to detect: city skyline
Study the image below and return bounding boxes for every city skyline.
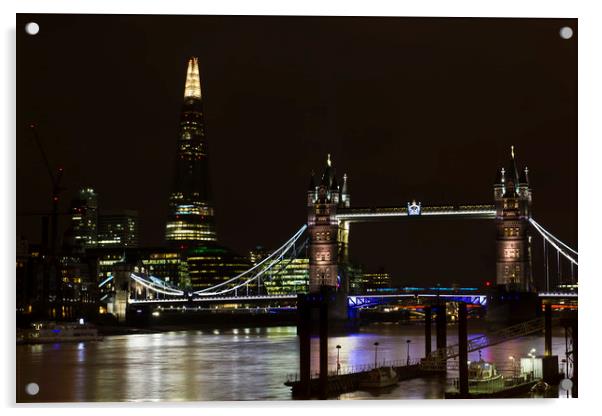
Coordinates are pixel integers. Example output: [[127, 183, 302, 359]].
[[16, 14, 577, 288]]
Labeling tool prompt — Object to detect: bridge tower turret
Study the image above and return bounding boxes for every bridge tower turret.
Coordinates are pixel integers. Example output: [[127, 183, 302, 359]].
[[337, 173, 351, 268], [494, 146, 533, 292], [340, 173, 351, 208], [307, 171, 317, 207], [308, 155, 340, 293]]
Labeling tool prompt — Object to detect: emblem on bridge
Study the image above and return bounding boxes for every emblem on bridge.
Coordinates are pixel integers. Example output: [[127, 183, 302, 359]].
[[407, 200, 422, 216]]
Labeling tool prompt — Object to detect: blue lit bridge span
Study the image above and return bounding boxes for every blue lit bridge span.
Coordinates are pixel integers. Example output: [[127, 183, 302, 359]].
[[99, 212, 578, 312]]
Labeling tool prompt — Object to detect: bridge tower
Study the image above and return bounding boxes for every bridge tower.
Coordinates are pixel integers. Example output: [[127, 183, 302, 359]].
[[106, 263, 133, 322], [494, 146, 534, 292], [307, 154, 341, 293]]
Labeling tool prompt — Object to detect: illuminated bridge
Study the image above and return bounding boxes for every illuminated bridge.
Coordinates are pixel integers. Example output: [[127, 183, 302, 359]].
[[336, 204, 496, 222], [99, 215, 578, 316], [99, 148, 577, 318]]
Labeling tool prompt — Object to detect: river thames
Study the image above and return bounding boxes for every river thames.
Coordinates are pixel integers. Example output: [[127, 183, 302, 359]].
[[16, 323, 569, 402]]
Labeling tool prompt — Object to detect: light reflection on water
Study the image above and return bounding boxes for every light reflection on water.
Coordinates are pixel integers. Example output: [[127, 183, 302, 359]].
[[16, 323, 568, 402]]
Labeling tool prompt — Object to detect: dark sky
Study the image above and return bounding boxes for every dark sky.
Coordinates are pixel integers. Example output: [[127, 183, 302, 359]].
[[16, 14, 577, 288]]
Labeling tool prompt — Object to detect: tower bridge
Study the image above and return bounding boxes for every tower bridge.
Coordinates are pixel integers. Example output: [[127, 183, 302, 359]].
[[306, 148, 577, 296], [99, 58, 577, 320], [102, 147, 577, 322]]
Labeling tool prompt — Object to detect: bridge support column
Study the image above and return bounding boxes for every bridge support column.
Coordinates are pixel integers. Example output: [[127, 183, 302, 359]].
[[541, 302, 559, 384], [458, 302, 469, 397], [544, 303, 552, 357], [297, 294, 311, 399], [319, 287, 329, 399], [108, 263, 132, 322], [295, 288, 333, 399], [571, 320, 578, 398], [436, 303, 447, 358], [424, 306, 432, 357]]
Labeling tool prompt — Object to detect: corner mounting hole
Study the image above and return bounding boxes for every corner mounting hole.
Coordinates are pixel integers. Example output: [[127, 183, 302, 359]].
[[25, 382, 39, 396], [25, 22, 39, 36], [559, 26, 573, 40]]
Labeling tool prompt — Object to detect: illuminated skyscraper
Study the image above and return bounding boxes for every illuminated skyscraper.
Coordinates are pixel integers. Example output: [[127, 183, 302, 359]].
[[264, 258, 309, 295], [165, 57, 217, 246], [97, 210, 139, 248], [186, 245, 250, 290], [70, 188, 98, 249]]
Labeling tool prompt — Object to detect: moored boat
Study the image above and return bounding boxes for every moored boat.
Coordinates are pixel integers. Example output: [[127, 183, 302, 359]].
[[468, 359, 502, 384], [17, 321, 103, 344], [359, 367, 399, 389]]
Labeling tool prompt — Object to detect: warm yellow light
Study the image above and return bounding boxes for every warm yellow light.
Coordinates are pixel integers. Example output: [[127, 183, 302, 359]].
[[184, 57, 202, 99]]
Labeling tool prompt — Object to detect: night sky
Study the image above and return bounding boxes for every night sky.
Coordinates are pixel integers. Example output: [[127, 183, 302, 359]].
[[16, 14, 577, 288]]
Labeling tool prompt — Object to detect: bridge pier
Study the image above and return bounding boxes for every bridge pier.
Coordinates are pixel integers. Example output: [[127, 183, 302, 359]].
[[571, 319, 578, 398], [542, 302, 559, 384], [458, 302, 469, 397], [544, 302, 552, 356], [424, 305, 432, 357], [297, 294, 311, 399], [296, 287, 334, 399], [319, 289, 329, 400], [435, 303, 447, 366], [107, 263, 132, 322]]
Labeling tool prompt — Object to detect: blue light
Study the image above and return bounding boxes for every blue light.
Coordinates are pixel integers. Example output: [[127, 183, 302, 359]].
[[375, 288, 396, 292], [98, 275, 114, 288], [52, 329, 61, 333]]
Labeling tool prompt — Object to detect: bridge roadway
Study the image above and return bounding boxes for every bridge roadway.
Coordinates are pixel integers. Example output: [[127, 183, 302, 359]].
[[335, 204, 496, 222], [128, 291, 576, 307]]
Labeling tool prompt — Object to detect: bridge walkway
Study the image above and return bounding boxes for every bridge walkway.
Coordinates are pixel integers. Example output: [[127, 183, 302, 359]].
[[421, 317, 545, 370]]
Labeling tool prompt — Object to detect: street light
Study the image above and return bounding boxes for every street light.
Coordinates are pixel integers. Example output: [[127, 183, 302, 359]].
[[374, 342, 379, 369], [336, 345, 342, 375], [406, 340, 411, 366], [509, 356, 517, 379]]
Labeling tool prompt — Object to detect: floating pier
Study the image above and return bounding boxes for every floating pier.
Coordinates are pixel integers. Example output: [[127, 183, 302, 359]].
[[285, 362, 444, 399]]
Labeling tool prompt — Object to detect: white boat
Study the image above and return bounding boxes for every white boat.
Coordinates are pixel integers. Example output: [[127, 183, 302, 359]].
[[359, 367, 399, 389], [468, 359, 502, 384], [17, 321, 103, 344]]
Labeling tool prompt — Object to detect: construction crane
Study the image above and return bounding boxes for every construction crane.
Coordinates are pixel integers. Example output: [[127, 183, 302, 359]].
[[28, 123, 66, 256], [25, 123, 68, 314]]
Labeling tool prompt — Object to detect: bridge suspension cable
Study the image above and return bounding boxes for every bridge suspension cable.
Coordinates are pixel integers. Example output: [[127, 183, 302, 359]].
[[130, 273, 185, 296], [194, 228, 308, 296], [529, 218, 578, 266], [529, 218, 577, 256], [191, 224, 307, 295], [121, 225, 307, 300]]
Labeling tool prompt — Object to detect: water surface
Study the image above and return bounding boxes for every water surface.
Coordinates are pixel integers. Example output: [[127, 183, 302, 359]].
[[16, 323, 570, 402]]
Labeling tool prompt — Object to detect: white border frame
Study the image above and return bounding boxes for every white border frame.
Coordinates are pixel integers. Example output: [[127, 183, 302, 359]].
[[3, 1, 600, 415]]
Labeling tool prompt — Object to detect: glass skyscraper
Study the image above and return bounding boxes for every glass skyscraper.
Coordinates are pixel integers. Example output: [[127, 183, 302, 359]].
[[165, 57, 217, 246], [70, 188, 98, 249], [97, 210, 139, 248]]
